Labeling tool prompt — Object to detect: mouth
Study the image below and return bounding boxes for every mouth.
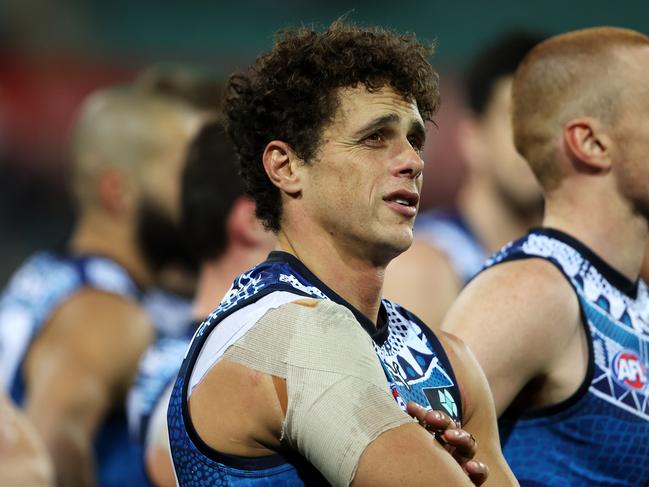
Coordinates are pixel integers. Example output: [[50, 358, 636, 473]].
[[383, 189, 419, 218]]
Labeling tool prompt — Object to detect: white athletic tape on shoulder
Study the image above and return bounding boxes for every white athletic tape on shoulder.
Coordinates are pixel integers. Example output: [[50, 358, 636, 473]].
[[224, 299, 413, 487]]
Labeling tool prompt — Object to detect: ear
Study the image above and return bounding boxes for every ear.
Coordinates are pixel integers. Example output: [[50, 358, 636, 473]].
[[564, 118, 612, 172], [262, 140, 303, 196], [97, 168, 134, 214]]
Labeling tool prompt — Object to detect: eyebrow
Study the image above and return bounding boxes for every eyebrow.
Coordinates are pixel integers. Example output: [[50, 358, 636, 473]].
[[352, 113, 426, 142]]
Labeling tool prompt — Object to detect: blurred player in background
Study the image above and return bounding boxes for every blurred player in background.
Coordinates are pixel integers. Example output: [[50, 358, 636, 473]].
[[0, 87, 201, 486], [443, 27, 649, 485], [133, 66, 227, 339], [127, 119, 276, 486], [384, 32, 544, 327]]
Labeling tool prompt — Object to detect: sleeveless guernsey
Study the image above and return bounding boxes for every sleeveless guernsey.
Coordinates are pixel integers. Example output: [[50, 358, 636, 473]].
[[168, 251, 463, 486], [484, 228, 649, 486]]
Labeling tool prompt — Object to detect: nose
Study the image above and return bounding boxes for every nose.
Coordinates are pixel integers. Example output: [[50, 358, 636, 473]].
[[392, 140, 424, 179]]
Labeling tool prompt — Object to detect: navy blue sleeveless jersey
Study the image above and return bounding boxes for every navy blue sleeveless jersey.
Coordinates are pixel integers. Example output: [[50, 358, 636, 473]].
[[483, 228, 649, 486], [415, 209, 488, 285], [0, 251, 147, 487], [168, 251, 462, 486]]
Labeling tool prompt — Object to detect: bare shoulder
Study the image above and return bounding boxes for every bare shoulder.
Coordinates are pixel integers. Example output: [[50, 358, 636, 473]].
[[443, 257, 579, 335], [48, 288, 152, 343], [384, 239, 460, 329], [387, 238, 458, 284], [28, 288, 153, 389]]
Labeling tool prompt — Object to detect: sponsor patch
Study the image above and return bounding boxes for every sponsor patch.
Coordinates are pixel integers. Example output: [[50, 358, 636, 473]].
[[612, 350, 647, 391]]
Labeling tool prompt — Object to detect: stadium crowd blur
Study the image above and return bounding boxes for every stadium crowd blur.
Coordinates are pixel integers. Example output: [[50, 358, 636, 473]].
[[2, 3, 649, 487]]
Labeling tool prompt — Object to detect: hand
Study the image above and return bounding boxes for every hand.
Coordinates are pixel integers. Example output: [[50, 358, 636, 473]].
[[406, 401, 488, 486]]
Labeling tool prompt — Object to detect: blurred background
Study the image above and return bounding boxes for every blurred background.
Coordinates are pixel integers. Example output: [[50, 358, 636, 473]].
[[2, 0, 648, 284]]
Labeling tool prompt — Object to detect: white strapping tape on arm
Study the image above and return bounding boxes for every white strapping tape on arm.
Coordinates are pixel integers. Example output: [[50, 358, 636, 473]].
[[223, 299, 414, 487]]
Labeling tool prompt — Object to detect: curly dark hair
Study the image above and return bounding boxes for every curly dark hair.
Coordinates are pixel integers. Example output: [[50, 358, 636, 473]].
[[226, 20, 439, 232]]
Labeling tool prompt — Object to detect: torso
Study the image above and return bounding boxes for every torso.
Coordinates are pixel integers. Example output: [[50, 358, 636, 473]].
[[168, 251, 463, 486]]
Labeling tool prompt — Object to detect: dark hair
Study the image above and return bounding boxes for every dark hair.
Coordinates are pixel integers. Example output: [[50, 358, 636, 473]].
[[226, 20, 440, 232], [181, 119, 244, 260], [464, 31, 545, 116]]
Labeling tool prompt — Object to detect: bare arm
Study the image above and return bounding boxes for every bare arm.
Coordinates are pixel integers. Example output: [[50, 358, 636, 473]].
[[191, 358, 476, 486], [0, 393, 54, 487], [438, 331, 518, 487], [383, 239, 461, 329], [441, 259, 583, 416], [24, 290, 153, 487]]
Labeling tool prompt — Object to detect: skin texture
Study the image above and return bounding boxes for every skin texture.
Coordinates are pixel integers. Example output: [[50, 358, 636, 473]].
[[443, 34, 649, 423], [384, 77, 542, 329], [0, 393, 54, 487], [19, 89, 201, 487], [191, 85, 517, 486]]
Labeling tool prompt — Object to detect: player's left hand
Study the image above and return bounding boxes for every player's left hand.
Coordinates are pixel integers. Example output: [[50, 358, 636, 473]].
[[406, 401, 488, 486]]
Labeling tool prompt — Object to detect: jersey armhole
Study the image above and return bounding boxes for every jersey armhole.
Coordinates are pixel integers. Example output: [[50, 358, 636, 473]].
[[489, 254, 595, 419]]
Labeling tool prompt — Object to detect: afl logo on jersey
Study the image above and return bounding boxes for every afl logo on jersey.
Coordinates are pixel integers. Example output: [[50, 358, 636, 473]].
[[612, 350, 647, 391]]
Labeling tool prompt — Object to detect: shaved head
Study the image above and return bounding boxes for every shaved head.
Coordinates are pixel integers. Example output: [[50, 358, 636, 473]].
[[512, 27, 649, 188], [71, 86, 198, 206]]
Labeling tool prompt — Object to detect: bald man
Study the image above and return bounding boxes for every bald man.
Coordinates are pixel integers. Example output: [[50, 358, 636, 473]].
[[442, 27, 649, 485], [0, 87, 201, 486]]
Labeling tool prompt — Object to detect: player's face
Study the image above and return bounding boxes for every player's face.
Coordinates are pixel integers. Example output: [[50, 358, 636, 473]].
[[613, 47, 649, 220], [476, 77, 543, 212], [300, 85, 426, 264]]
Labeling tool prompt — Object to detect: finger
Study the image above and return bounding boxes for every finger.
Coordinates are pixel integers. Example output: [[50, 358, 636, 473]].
[[464, 460, 488, 486], [406, 402, 455, 432], [441, 429, 477, 461]]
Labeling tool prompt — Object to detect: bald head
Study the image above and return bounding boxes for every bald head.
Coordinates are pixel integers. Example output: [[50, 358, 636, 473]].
[[512, 27, 649, 188], [71, 86, 199, 206]]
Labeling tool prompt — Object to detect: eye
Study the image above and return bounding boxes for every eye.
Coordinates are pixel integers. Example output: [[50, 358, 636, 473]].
[[408, 135, 425, 154], [363, 131, 385, 145]]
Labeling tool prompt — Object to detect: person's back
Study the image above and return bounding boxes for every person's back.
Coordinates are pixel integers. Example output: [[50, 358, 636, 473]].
[[383, 32, 544, 327], [0, 87, 201, 486], [442, 27, 649, 485]]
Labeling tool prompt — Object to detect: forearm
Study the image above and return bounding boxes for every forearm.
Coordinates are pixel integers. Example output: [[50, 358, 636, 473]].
[[352, 424, 474, 487]]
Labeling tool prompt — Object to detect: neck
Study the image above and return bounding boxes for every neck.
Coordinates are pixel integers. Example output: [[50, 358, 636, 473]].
[[277, 229, 385, 325], [543, 181, 648, 282], [459, 178, 541, 253], [69, 211, 154, 288], [192, 243, 271, 320]]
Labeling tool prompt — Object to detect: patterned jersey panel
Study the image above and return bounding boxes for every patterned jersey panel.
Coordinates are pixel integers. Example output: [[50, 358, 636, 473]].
[[168, 251, 462, 485], [375, 301, 462, 424], [484, 229, 649, 486]]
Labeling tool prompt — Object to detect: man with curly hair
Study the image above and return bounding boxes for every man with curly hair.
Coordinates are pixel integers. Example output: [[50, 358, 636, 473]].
[[167, 21, 516, 486]]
